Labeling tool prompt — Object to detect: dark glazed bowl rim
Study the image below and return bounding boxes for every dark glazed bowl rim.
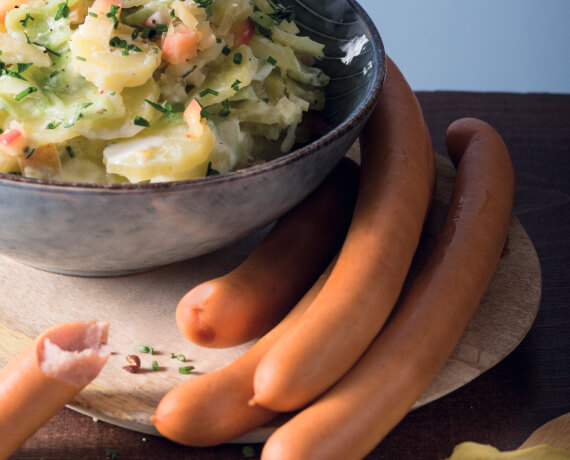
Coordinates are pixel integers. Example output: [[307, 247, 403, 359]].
[[0, 0, 386, 193]]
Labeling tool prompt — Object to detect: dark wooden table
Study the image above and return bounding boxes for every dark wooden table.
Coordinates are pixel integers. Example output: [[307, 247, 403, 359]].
[[12, 92, 570, 460]]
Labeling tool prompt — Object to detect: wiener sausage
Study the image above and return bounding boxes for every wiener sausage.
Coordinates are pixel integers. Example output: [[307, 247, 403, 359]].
[[251, 57, 436, 412], [260, 117, 515, 460], [154, 255, 338, 446], [176, 158, 359, 348], [0, 321, 111, 459]]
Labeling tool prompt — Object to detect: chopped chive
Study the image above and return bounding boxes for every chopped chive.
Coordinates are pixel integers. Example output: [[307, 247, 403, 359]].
[[152, 360, 159, 371], [17, 63, 33, 73], [199, 88, 219, 97], [152, 46, 159, 54], [155, 23, 168, 34], [106, 4, 120, 29], [137, 345, 154, 354], [176, 354, 186, 362], [24, 32, 31, 44], [145, 99, 169, 114], [219, 99, 230, 117], [3, 69, 27, 81], [19, 13, 35, 27], [65, 145, 75, 158], [169, 352, 175, 358], [170, 8, 176, 17], [134, 116, 150, 127], [33, 42, 61, 57], [14, 86, 37, 101], [109, 36, 126, 48], [206, 162, 220, 176], [54, 1, 70, 21], [193, 0, 213, 8], [231, 79, 241, 91], [221, 45, 231, 56], [46, 121, 61, 130], [267, 56, 277, 66], [24, 147, 35, 159], [200, 107, 211, 119], [233, 52, 243, 65], [178, 366, 195, 374], [76, 56, 87, 61], [88, 11, 98, 18], [141, 27, 151, 39]]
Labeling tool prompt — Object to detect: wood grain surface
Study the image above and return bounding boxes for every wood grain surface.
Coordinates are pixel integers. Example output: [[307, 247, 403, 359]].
[[5, 91, 569, 460]]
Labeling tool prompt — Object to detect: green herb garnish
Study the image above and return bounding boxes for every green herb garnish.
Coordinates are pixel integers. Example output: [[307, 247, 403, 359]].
[[233, 52, 243, 65], [242, 445, 256, 458], [24, 147, 35, 159], [17, 63, 33, 74], [64, 102, 92, 128], [267, 56, 277, 66], [155, 23, 168, 34], [221, 45, 231, 56], [19, 13, 35, 27], [33, 42, 61, 57], [231, 79, 241, 91], [14, 86, 37, 101], [206, 162, 220, 176], [106, 4, 120, 29], [199, 88, 219, 97], [178, 366, 195, 374], [76, 56, 87, 61], [55, 1, 70, 20], [46, 121, 61, 130], [219, 99, 230, 117], [152, 360, 159, 371], [137, 345, 154, 354], [65, 145, 75, 158]]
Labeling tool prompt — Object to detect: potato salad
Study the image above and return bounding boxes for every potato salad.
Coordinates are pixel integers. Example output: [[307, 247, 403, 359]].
[[0, 0, 328, 183]]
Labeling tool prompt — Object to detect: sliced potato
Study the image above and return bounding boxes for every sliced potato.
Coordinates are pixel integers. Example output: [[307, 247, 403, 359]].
[[103, 121, 215, 183], [70, 13, 161, 92]]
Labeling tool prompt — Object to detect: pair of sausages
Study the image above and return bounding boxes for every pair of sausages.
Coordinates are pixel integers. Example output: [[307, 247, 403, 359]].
[[156, 56, 515, 459], [260, 120, 514, 460]]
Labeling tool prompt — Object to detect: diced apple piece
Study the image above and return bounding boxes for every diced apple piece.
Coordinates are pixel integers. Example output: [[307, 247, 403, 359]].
[[162, 28, 201, 65]]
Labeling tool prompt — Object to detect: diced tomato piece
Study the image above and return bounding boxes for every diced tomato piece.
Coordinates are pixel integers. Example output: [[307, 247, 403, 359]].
[[162, 28, 200, 65], [232, 18, 254, 48], [184, 99, 204, 139]]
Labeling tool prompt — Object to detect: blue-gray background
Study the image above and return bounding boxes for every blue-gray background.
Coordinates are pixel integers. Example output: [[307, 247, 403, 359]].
[[357, 0, 570, 93]]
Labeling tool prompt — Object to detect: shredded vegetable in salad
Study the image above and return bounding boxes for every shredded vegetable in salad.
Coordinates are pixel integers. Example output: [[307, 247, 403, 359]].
[[0, 0, 328, 183]]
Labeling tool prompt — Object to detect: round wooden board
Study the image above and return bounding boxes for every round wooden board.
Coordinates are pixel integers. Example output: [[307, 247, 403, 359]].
[[0, 152, 541, 443]]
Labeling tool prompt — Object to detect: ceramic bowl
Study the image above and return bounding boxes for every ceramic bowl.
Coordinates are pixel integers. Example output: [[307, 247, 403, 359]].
[[0, 0, 385, 276]]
